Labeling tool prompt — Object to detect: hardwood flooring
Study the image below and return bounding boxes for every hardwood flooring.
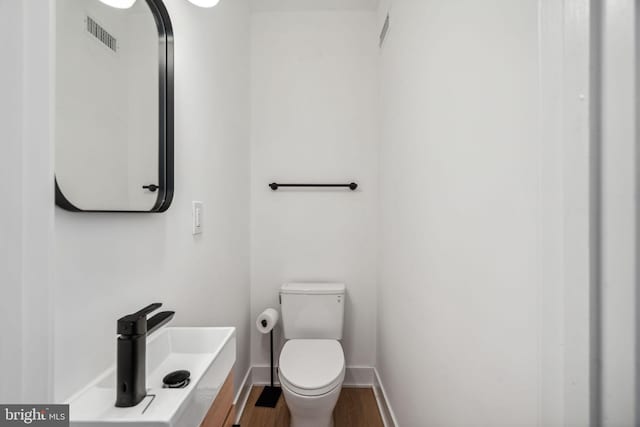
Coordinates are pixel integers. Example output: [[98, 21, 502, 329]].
[[238, 386, 384, 427]]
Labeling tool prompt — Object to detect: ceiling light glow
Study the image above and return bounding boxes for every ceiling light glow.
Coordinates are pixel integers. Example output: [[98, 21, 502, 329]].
[[98, 0, 137, 9]]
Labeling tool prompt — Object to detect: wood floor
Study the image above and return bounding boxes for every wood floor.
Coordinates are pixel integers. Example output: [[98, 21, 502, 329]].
[[238, 386, 384, 427]]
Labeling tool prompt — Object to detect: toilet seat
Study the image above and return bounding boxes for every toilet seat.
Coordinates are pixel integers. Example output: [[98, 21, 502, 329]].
[[279, 339, 345, 397]]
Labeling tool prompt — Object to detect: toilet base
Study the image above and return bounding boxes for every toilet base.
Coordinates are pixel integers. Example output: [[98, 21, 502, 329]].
[[281, 384, 342, 427]]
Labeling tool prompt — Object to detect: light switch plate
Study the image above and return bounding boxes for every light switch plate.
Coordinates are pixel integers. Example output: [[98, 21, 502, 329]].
[[192, 201, 203, 235]]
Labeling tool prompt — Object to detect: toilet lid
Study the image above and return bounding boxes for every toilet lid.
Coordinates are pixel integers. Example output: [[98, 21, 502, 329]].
[[279, 339, 345, 396]]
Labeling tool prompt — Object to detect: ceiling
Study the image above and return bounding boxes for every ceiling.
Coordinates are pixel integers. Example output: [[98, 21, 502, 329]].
[[250, 0, 379, 12]]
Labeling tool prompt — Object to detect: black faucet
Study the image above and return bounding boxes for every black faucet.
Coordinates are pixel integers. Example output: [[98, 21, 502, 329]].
[[115, 303, 175, 407]]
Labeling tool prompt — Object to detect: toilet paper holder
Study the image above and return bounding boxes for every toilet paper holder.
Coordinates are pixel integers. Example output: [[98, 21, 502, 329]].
[[255, 308, 282, 408]]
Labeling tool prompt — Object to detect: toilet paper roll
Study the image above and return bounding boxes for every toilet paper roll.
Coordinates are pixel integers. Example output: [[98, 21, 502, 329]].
[[256, 308, 279, 334]]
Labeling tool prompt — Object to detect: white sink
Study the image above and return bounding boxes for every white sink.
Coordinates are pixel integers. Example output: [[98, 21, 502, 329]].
[[68, 327, 236, 427]]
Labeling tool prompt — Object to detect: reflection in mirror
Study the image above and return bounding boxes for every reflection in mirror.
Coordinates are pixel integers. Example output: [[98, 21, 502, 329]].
[[55, 0, 173, 212]]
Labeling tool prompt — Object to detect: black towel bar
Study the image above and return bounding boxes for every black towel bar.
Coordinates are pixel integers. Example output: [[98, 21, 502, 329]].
[[269, 182, 358, 191]]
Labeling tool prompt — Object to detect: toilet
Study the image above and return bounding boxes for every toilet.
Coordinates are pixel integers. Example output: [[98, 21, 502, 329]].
[[278, 283, 346, 427]]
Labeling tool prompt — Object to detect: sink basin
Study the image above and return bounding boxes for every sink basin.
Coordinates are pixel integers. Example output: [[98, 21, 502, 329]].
[[68, 327, 236, 427]]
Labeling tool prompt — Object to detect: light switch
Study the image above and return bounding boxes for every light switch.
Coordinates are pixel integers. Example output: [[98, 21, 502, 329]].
[[192, 201, 203, 235]]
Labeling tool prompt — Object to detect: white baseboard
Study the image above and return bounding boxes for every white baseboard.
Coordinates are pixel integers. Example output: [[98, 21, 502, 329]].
[[343, 366, 374, 386], [233, 366, 253, 424], [252, 365, 375, 387], [251, 365, 280, 386], [373, 368, 399, 427], [237, 365, 398, 427]]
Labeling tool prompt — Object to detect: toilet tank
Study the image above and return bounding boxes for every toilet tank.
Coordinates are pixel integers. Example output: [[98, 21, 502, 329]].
[[280, 283, 345, 340]]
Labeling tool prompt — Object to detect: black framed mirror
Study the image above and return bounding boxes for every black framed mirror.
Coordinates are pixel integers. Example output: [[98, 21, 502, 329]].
[[54, 0, 174, 212]]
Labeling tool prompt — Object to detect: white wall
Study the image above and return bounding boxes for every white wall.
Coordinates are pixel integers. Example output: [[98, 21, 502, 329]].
[[0, 0, 56, 403], [376, 1, 570, 425], [600, 0, 638, 425], [53, 0, 252, 401], [0, 0, 57, 403], [250, 10, 379, 368], [251, 0, 377, 12], [21, 0, 57, 403], [0, 0, 26, 404], [540, 1, 594, 425]]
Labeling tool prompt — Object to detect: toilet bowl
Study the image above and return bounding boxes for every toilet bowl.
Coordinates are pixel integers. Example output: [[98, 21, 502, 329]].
[[279, 339, 345, 427]]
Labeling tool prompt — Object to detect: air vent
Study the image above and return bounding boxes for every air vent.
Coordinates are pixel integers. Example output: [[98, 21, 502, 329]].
[[86, 16, 117, 52], [379, 13, 390, 47]]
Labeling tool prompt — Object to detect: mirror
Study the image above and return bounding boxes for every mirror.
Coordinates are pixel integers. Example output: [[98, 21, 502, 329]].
[[54, 0, 173, 212]]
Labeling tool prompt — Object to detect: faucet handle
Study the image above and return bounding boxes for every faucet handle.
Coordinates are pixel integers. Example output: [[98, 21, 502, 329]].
[[117, 303, 163, 336], [133, 303, 162, 317]]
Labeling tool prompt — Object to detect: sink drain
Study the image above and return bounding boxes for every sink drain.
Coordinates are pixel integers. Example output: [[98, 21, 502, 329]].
[[162, 370, 191, 389]]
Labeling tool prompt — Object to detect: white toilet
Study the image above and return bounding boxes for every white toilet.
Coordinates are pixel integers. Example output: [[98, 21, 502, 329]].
[[278, 283, 346, 427]]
